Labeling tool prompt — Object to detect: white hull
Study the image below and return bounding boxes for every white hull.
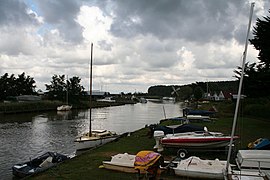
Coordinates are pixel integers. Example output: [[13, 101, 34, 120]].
[[75, 131, 119, 151], [161, 131, 237, 149], [236, 150, 270, 170], [173, 156, 227, 179], [103, 163, 138, 173], [57, 105, 72, 111], [227, 170, 269, 180]]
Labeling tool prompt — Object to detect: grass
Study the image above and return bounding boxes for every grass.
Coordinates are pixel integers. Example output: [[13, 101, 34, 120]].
[[28, 101, 270, 179]]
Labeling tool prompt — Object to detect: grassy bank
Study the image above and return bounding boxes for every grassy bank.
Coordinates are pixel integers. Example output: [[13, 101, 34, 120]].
[[0, 100, 63, 114], [28, 101, 270, 179]]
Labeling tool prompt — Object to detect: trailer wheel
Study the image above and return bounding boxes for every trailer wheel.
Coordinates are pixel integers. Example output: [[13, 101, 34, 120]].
[[177, 149, 188, 159]]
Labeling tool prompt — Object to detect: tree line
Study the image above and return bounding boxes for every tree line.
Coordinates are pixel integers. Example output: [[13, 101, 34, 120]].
[[0, 73, 85, 102], [147, 81, 238, 101]]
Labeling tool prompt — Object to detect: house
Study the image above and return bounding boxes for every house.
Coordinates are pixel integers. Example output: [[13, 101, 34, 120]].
[[206, 91, 234, 101], [84, 90, 111, 98]]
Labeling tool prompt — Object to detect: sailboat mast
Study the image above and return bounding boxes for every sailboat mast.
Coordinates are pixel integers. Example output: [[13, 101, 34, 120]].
[[89, 43, 93, 136], [225, 2, 255, 172], [66, 75, 68, 105]]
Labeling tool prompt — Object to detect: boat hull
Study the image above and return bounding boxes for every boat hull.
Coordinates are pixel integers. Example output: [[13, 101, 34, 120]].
[[57, 105, 72, 111], [12, 152, 69, 178], [173, 156, 227, 179], [103, 162, 138, 173], [75, 135, 119, 151], [162, 138, 233, 149], [161, 133, 238, 149]]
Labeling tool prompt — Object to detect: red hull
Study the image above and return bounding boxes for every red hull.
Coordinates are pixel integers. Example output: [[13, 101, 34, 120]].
[[161, 136, 239, 149]]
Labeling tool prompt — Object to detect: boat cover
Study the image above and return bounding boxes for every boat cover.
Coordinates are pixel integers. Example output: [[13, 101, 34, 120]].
[[184, 108, 216, 116], [248, 138, 270, 150], [152, 124, 204, 135], [134, 151, 161, 172]]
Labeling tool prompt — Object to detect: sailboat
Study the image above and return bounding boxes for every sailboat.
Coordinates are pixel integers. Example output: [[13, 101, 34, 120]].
[[57, 75, 72, 111], [224, 3, 270, 179], [74, 43, 119, 151]]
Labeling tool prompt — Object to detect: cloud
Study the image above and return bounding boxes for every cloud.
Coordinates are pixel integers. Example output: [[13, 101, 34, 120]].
[[0, 0, 269, 93], [35, 0, 83, 43]]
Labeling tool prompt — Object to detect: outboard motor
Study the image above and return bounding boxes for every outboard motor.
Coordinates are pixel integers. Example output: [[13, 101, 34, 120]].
[[153, 131, 165, 152]]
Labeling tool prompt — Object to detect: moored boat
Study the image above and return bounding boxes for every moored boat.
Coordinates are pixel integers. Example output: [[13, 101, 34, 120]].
[[74, 43, 119, 151], [75, 130, 120, 151], [57, 104, 72, 111], [12, 152, 70, 178]]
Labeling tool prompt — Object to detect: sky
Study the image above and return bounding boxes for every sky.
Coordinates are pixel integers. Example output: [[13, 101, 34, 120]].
[[0, 0, 269, 94]]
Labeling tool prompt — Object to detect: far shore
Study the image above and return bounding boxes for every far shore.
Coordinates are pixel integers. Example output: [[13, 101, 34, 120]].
[[0, 100, 135, 115]]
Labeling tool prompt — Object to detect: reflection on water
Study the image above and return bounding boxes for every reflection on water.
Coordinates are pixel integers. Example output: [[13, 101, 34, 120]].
[[0, 101, 183, 179]]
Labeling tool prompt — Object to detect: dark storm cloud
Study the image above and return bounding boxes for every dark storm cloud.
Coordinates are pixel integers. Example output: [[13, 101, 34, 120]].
[[35, 0, 83, 43], [100, 0, 251, 44], [0, 0, 39, 26]]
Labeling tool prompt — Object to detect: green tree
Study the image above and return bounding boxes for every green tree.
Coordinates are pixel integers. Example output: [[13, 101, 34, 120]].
[[249, 9, 270, 69], [0, 73, 36, 100], [68, 76, 85, 102], [193, 86, 204, 101], [235, 9, 270, 98], [16, 72, 36, 95], [45, 75, 66, 101], [45, 75, 85, 102], [178, 86, 193, 101]]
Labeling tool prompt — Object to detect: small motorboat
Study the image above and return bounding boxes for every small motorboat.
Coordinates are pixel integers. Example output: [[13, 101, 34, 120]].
[[172, 156, 228, 179], [12, 152, 70, 178], [153, 130, 239, 154]]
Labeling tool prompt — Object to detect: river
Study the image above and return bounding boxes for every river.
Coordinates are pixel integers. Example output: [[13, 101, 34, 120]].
[[0, 101, 183, 179]]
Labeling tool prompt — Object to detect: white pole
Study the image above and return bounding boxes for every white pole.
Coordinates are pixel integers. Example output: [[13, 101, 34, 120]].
[[225, 2, 255, 174]]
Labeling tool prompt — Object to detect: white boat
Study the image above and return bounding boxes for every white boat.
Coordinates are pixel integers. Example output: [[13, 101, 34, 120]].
[[227, 150, 270, 180], [186, 115, 210, 120], [74, 43, 119, 151], [57, 76, 72, 111], [102, 151, 162, 174], [154, 130, 238, 150], [75, 130, 119, 151], [102, 153, 138, 173], [173, 156, 228, 179], [236, 150, 270, 172], [57, 104, 72, 111]]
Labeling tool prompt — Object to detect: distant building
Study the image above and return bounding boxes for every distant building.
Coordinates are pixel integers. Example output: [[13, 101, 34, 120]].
[[204, 91, 237, 101], [84, 90, 111, 98]]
